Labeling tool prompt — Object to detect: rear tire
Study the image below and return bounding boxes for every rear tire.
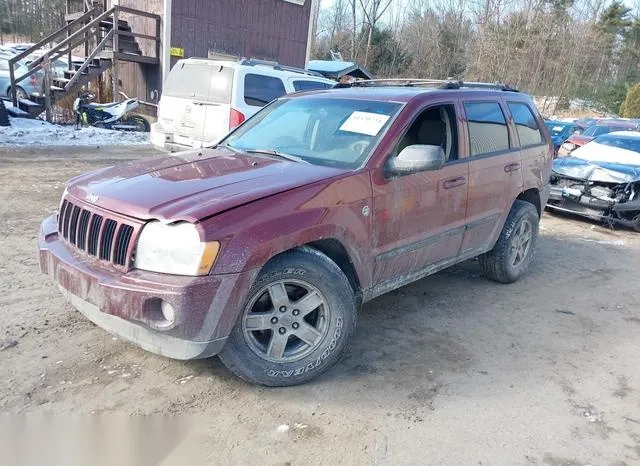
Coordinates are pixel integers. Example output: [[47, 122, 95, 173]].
[[126, 115, 150, 132], [218, 247, 357, 386], [9, 86, 27, 101], [479, 200, 539, 284]]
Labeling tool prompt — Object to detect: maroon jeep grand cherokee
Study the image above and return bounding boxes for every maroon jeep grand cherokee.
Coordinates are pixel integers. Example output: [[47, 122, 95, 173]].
[[39, 82, 552, 386]]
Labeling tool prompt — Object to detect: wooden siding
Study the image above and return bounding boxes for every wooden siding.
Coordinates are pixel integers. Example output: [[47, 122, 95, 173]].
[[171, 0, 312, 67]]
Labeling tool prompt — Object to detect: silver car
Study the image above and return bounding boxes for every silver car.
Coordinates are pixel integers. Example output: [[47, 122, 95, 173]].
[[0, 53, 43, 101]]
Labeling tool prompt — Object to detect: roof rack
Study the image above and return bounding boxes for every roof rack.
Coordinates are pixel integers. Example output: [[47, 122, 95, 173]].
[[342, 78, 518, 92], [239, 58, 323, 77]]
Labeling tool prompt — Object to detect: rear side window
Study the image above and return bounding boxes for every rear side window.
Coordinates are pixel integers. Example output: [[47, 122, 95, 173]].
[[163, 63, 233, 103], [293, 80, 332, 92], [508, 102, 544, 146], [244, 74, 286, 107], [464, 102, 510, 156]]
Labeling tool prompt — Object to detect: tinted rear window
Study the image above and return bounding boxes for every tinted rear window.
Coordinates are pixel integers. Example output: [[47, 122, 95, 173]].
[[293, 80, 333, 92], [163, 63, 234, 103], [244, 74, 287, 107], [464, 102, 510, 156], [509, 102, 544, 146]]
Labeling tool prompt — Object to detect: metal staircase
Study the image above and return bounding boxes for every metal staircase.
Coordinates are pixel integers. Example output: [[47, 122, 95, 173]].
[[7, 1, 160, 119]]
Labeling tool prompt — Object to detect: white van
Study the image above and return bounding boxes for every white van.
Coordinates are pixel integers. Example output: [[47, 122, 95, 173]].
[[151, 58, 335, 151]]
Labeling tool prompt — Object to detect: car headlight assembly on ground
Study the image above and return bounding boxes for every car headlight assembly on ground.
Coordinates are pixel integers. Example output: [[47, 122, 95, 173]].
[[134, 221, 219, 276]]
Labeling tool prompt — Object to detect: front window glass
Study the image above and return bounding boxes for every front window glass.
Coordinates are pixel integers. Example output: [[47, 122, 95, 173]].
[[464, 102, 510, 156], [223, 97, 401, 168], [244, 74, 287, 107]]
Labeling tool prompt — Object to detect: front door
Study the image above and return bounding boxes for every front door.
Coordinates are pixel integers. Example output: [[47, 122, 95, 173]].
[[371, 102, 469, 285], [460, 100, 524, 254]]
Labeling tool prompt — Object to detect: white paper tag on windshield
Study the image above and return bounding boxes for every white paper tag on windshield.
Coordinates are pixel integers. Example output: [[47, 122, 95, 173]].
[[339, 111, 390, 136], [553, 126, 563, 131]]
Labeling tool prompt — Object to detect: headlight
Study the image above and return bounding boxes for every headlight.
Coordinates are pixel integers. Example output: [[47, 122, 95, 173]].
[[561, 142, 576, 152], [134, 221, 219, 276]]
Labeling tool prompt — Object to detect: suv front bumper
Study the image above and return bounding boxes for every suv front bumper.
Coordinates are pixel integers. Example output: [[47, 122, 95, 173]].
[[38, 214, 254, 360]]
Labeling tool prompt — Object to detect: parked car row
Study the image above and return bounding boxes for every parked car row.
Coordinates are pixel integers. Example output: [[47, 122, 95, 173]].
[[545, 117, 640, 157]]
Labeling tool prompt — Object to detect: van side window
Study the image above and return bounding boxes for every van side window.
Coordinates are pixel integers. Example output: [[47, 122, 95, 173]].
[[463, 102, 510, 156], [395, 104, 458, 162], [244, 74, 286, 107], [508, 102, 544, 147], [293, 80, 332, 91]]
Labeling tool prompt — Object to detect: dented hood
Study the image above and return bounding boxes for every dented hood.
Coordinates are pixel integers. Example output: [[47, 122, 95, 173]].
[[66, 148, 346, 222], [553, 142, 640, 183]]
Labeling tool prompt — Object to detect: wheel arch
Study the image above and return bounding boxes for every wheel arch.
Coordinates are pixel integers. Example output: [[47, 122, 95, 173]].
[[516, 188, 541, 218], [258, 238, 363, 303]]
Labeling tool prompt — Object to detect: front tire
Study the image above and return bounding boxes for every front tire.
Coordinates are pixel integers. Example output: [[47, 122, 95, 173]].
[[218, 247, 357, 386], [479, 200, 539, 284]]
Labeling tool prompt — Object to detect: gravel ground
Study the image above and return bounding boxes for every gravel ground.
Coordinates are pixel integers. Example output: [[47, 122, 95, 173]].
[[1, 146, 639, 465]]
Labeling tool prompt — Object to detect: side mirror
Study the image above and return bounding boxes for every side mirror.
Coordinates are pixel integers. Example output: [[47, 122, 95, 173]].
[[386, 145, 445, 177]]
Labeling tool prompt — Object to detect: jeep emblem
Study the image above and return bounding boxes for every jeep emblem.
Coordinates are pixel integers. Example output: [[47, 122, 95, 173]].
[[85, 193, 99, 203]]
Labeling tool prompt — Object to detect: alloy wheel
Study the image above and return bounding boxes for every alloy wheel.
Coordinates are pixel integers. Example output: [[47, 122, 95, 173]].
[[509, 219, 533, 267], [242, 279, 330, 363]]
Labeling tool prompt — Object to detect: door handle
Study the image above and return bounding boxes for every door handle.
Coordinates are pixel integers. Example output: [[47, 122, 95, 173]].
[[443, 176, 466, 189], [504, 162, 521, 173], [192, 100, 216, 106]]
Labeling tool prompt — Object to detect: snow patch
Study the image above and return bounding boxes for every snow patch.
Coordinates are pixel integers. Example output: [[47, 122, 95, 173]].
[[0, 117, 149, 147]]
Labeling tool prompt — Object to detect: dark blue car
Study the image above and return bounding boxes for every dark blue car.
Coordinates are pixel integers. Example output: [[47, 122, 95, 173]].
[[544, 120, 583, 155]]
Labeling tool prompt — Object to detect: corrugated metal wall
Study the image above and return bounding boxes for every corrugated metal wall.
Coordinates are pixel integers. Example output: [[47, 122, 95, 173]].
[[171, 0, 311, 67]]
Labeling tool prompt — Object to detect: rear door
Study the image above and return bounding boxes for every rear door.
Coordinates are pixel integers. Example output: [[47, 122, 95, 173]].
[[159, 61, 234, 148], [506, 100, 551, 207], [460, 100, 523, 254]]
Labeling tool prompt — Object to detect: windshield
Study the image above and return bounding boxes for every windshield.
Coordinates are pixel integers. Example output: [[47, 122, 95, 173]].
[[583, 124, 636, 137], [545, 122, 571, 137], [595, 134, 640, 153], [222, 97, 402, 168]]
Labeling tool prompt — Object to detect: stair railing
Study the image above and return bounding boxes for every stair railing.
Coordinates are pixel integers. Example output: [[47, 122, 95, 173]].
[[8, 4, 161, 113], [7, 6, 101, 106]]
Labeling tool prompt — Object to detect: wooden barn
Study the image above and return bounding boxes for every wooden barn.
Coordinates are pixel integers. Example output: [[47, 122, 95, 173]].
[[8, 0, 319, 117]]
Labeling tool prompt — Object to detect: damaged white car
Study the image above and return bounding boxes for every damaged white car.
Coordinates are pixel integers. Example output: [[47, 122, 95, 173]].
[[547, 131, 640, 230]]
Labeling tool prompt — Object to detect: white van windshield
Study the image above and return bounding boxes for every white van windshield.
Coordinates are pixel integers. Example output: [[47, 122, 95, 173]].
[[163, 62, 234, 103]]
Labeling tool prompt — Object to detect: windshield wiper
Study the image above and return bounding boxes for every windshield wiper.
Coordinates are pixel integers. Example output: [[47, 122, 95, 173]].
[[213, 143, 243, 154], [244, 149, 309, 164]]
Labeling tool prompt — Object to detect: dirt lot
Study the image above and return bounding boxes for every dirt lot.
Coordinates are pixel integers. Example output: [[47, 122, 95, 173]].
[[1, 146, 640, 465]]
